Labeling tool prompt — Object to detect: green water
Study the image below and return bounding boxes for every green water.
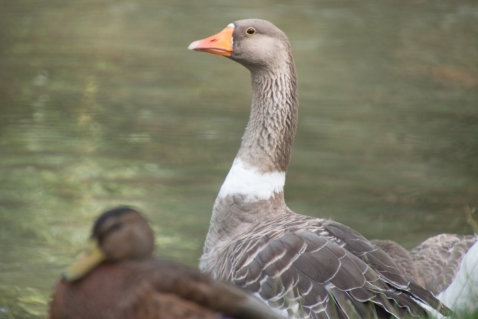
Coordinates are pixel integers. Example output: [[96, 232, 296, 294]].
[[1, 0, 477, 317]]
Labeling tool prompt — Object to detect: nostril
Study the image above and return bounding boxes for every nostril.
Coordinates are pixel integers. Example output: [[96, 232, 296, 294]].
[[210, 39, 217, 43]]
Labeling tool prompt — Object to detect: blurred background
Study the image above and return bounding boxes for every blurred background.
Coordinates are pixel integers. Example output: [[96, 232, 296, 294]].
[[1, 0, 477, 317]]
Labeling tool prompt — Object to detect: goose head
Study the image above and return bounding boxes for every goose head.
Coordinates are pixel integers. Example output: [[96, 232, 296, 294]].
[[62, 206, 155, 281], [188, 19, 292, 71]]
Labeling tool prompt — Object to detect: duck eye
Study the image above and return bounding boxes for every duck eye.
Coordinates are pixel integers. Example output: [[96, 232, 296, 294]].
[[246, 27, 256, 35]]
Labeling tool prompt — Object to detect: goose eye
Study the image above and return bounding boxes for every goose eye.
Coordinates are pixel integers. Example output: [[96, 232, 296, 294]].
[[246, 27, 256, 35]]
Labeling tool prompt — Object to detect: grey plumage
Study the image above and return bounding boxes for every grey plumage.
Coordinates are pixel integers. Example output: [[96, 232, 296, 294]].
[[371, 239, 423, 286], [411, 234, 477, 295], [205, 203, 451, 318], [374, 234, 478, 295]]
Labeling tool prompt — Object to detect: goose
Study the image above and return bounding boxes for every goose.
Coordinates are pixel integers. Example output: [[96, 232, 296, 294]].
[[188, 19, 451, 318], [369, 240, 423, 287], [372, 234, 478, 313], [49, 206, 287, 319], [409, 234, 477, 296], [438, 239, 478, 314]]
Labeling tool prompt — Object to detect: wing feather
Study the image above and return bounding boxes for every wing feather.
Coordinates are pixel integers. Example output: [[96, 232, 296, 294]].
[[226, 217, 450, 318]]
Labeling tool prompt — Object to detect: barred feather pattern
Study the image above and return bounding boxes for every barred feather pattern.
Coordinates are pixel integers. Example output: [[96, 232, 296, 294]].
[[201, 207, 450, 319], [410, 234, 478, 295]]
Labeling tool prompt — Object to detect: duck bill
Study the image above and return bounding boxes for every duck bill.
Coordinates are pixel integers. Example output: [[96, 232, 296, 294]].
[[61, 240, 106, 282], [188, 25, 234, 57]]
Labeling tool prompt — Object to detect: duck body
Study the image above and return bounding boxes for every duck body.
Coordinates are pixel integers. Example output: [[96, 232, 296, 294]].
[[50, 260, 222, 319], [189, 19, 450, 319], [49, 207, 288, 319]]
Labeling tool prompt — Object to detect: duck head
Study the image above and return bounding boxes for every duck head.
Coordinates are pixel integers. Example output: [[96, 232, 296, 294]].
[[62, 206, 155, 281]]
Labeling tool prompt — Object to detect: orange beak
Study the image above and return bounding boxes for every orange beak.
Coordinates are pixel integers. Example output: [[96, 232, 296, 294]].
[[188, 24, 234, 57]]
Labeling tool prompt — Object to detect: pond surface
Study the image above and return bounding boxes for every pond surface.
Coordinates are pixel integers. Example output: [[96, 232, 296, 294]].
[[1, 0, 478, 317]]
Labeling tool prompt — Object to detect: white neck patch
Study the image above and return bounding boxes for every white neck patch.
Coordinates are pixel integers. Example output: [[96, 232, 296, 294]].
[[218, 158, 285, 202]]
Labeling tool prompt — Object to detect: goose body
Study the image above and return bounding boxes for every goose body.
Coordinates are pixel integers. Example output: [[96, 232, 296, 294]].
[[189, 19, 450, 319], [372, 234, 478, 313], [438, 239, 478, 313], [49, 207, 287, 319], [410, 234, 477, 295], [370, 239, 424, 287]]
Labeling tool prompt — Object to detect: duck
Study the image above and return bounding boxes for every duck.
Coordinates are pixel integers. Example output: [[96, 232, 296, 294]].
[[49, 206, 288, 319], [372, 234, 478, 313], [188, 19, 452, 319]]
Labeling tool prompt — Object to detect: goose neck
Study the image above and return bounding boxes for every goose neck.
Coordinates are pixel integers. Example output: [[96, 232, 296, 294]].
[[237, 59, 299, 174]]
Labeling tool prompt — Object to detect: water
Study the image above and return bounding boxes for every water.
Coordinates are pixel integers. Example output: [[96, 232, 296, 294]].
[[1, 0, 477, 317]]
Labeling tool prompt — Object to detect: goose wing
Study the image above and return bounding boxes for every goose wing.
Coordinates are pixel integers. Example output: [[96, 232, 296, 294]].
[[228, 218, 450, 319], [140, 259, 289, 319]]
